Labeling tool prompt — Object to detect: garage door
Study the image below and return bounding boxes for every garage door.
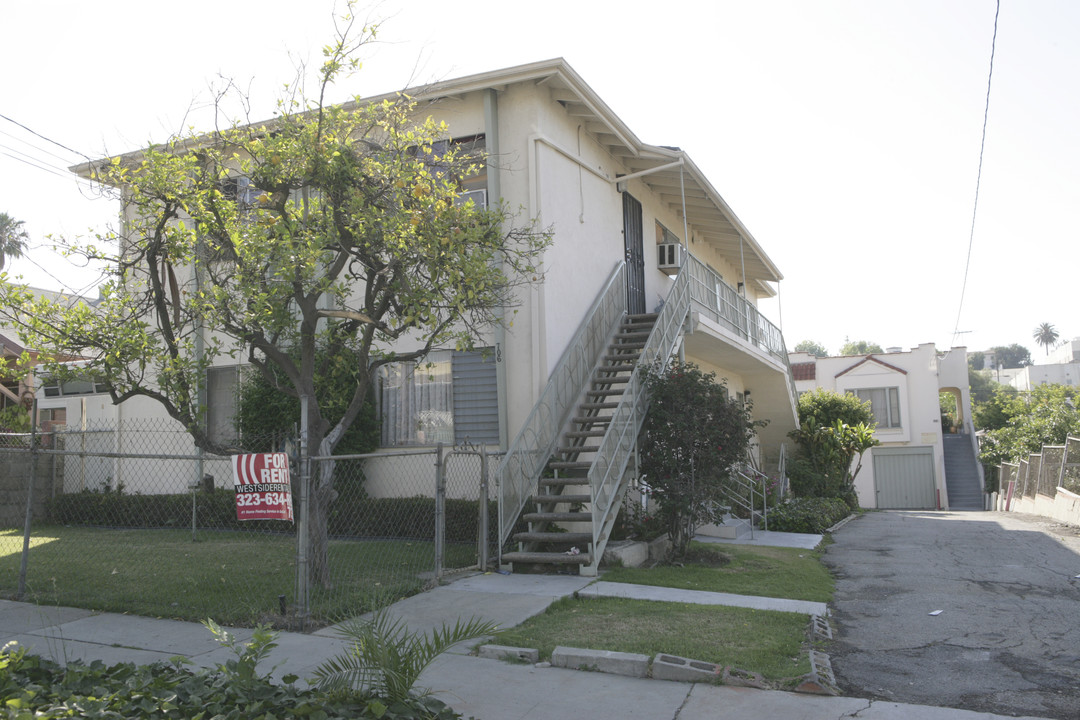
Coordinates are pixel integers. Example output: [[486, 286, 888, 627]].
[[873, 447, 936, 509]]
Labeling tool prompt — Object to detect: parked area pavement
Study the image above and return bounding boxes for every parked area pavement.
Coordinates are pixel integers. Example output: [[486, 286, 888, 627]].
[[824, 511, 1080, 720], [0, 526, 1055, 720]]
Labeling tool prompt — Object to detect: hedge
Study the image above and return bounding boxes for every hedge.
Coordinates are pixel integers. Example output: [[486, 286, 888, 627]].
[[47, 490, 496, 544], [766, 497, 852, 534]]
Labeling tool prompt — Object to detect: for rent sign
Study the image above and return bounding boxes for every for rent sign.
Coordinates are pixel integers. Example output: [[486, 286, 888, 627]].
[[231, 453, 294, 522]]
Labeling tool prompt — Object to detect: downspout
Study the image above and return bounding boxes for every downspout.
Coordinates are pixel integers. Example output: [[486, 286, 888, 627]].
[[485, 89, 509, 450]]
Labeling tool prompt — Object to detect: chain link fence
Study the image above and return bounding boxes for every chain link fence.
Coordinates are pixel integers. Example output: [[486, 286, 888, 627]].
[[0, 419, 494, 630]]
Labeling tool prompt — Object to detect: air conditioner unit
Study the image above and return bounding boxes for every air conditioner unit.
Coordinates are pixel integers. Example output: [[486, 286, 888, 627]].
[[657, 243, 684, 275]]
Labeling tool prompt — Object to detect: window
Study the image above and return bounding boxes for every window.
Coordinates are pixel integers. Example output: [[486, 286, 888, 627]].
[[41, 375, 110, 397], [378, 348, 498, 447], [853, 387, 902, 429], [206, 365, 240, 445]]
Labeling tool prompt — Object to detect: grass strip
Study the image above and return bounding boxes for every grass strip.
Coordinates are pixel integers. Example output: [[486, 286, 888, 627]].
[[602, 541, 833, 602], [0, 526, 474, 627], [495, 595, 812, 680]]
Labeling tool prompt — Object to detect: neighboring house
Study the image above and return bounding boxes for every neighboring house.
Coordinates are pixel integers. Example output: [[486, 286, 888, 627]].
[[55, 59, 798, 573], [788, 343, 981, 511], [1007, 363, 1080, 392]]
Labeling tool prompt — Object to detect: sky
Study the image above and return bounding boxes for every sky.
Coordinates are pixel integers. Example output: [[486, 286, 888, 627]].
[[2, 0, 1077, 359]]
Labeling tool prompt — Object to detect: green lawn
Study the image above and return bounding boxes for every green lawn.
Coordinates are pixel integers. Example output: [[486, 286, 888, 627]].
[[495, 595, 812, 680], [493, 541, 836, 684], [0, 526, 474, 627], [601, 541, 833, 602]]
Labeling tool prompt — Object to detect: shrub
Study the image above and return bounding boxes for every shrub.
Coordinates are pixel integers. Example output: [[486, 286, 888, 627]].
[[0, 627, 464, 719], [638, 362, 761, 559], [47, 490, 496, 544], [767, 497, 851, 534]]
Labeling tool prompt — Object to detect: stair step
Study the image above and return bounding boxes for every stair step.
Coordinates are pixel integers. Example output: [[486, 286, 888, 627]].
[[579, 402, 619, 411], [512, 531, 593, 544], [587, 389, 625, 399], [523, 511, 592, 523], [539, 476, 588, 488], [572, 415, 611, 426], [502, 551, 592, 565], [557, 445, 600, 456], [564, 430, 606, 439], [609, 341, 646, 351], [548, 461, 593, 471], [533, 493, 591, 505], [592, 376, 630, 385], [614, 330, 652, 342]]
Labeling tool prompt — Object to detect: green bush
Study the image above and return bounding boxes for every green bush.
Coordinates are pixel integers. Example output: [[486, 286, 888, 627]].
[[0, 637, 463, 719], [47, 490, 496, 544], [767, 497, 851, 534]]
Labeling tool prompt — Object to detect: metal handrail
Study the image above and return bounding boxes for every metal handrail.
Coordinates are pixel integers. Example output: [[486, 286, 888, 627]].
[[587, 261, 692, 553], [683, 253, 798, 413], [496, 262, 628, 547]]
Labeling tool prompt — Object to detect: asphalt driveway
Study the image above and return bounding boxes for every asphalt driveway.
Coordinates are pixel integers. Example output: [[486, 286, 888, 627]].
[[824, 511, 1080, 720]]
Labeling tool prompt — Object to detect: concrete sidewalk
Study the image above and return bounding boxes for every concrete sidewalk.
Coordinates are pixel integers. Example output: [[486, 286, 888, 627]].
[[0, 555, 1054, 719]]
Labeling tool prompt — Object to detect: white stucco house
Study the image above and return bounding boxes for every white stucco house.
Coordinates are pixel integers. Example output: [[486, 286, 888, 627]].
[[41, 59, 799, 573], [788, 343, 982, 511]]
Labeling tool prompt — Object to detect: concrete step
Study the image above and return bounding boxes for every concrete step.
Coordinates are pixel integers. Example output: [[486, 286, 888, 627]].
[[533, 494, 591, 505], [512, 531, 593, 544], [502, 550, 591, 565], [523, 511, 592, 523]]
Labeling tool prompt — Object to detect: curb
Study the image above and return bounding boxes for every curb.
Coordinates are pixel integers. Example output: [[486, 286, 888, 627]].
[[826, 513, 859, 534]]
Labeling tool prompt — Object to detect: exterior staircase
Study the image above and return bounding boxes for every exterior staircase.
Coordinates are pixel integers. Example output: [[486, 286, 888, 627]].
[[501, 313, 658, 571], [943, 432, 984, 510]]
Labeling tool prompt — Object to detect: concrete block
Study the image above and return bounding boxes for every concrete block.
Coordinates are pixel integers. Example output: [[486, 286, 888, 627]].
[[602, 540, 649, 568], [651, 653, 721, 683], [551, 646, 649, 678], [795, 650, 839, 695], [477, 644, 539, 663]]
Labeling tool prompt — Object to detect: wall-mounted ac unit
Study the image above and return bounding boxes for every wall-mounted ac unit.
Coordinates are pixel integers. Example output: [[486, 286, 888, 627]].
[[657, 243, 684, 275]]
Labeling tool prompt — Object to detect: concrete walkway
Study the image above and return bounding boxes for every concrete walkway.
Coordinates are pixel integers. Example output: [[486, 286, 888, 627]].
[[0, 533, 1055, 720]]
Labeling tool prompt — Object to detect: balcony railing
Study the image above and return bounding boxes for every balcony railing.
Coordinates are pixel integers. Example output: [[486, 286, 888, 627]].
[[683, 252, 798, 408]]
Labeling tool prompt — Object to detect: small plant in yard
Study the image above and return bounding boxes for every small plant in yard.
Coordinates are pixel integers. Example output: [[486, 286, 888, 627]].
[[639, 362, 763, 559], [313, 611, 497, 715]]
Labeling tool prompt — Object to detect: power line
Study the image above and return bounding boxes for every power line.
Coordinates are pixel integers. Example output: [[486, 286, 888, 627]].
[[0, 112, 92, 164], [951, 0, 1001, 346]]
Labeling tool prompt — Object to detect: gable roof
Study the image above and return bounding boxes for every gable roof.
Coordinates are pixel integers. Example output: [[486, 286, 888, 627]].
[[72, 59, 782, 291], [835, 355, 908, 378], [396, 59, 782, 290]]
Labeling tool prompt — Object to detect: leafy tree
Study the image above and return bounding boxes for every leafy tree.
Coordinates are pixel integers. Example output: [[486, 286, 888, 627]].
[[0, 14, 549, 587], [839, 339, 884, 356], [638, 362, 761, 559], [968, 351, 985, 371], [236, 347, 379, 456], [978, 384, 1080, 469], [794, 339, 828, 357], [973, 384, 1022, 432], [989, 344, 1031, 369], [0, 212, 29, 272], [968, 367, 997, 407], [787, 388, 879, 509], [1033, 322, 1059, 356]]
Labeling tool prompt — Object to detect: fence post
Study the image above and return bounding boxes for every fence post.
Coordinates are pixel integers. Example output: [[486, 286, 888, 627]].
[[435, 443, 445, 580], [17, 400, 38, 600], [479, 447, 489, 571], [296, 395, 311, 629]]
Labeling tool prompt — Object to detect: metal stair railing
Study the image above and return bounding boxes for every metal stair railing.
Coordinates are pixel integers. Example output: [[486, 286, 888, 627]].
[[725, 463, 773, 535], [587, 262, 692, 561], [496, 261, 628, 549]]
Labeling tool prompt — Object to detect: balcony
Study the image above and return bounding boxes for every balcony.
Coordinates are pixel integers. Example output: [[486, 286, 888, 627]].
[[677, 252, 799, 460]]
